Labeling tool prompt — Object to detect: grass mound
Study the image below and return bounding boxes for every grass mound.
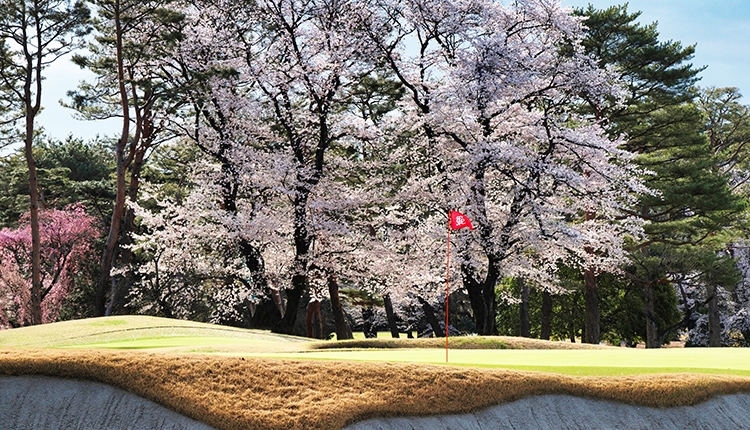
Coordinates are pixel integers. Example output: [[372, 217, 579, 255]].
[[311, 336, 608, 350], [1, 348, 749, 430], [0, 316, 308, 352]]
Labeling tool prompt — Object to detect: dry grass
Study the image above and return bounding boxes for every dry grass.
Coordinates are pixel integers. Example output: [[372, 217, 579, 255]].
[[311, 336, 609, 350], [2, 348, 750, 430]]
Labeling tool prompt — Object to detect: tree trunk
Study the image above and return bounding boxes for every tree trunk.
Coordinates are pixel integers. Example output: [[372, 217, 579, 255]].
[[107, 114, 154, 316], [314, 301, 322, 338], [383, 293, 400, 338], [238, 239, 280, 330], [519, 279, 530, 338], [583, 269, 600, 344], [643, 283, 661, 348], [418, 296, 444, 338], [248, 299, 282, 329], [22, 23, 46, 325], [95, 0, 129, 317], [706, 284, 722, 347], [362, 306, 377, 338], [275, 185, 311, 334], [272, 286, 285, 318], [464, 164, 503, 336], [236, 239, 281, 329], [106, 149, 144, 316], [568, 298, 576, 343], [95, 150, 127, 316], [541, 290, 552, 340], [328, 272, 352, 340], [462, 260, 495, 334], [305, 300, 322, 339], [278, 274, 305, 334], [24, 111, 42, 326], [481, 270, 499, 335], [582, 208, 601, 344], [463, 273, 486, 334]]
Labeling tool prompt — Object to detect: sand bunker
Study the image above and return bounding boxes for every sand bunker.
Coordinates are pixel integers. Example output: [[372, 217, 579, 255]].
[[0, 376, 214, 430], [345, 392, 750, 430]]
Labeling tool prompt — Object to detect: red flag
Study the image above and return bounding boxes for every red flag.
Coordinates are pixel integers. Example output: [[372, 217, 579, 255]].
[[450, 210, 474, 230]]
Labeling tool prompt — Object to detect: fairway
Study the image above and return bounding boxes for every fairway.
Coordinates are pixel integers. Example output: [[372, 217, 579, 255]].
[[62, 336, 268, 350], [2, 316, 749, 377]]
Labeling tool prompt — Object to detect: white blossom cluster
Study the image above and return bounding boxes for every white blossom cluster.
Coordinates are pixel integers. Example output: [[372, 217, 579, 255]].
[[121, 0, 650, 321]]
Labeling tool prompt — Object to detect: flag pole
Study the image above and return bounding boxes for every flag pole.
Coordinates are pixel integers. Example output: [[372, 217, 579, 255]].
[[446, 222, 450, 363]]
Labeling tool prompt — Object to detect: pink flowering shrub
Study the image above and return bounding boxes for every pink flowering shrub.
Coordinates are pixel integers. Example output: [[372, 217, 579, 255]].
[[0, 205, 100, 328]]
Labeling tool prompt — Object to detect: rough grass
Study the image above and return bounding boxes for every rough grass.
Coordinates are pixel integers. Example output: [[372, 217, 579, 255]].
[[1, 348, 750, 430]]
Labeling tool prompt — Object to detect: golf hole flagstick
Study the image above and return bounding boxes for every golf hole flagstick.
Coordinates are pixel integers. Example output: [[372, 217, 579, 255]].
[[447, 211, 474, 362]]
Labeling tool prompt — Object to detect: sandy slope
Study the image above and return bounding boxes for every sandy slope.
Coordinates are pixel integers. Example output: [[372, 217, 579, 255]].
[[0, 376, 214, 430], [345, 393, 750, 430], [3, 375, 750, 430]]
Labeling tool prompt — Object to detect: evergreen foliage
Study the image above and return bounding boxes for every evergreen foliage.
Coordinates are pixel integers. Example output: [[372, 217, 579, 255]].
[[577, 4, 746, 347]]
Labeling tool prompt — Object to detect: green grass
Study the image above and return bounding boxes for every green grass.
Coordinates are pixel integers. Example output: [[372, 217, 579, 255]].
[[0, 316, 309, 352], [2, 316, 749, 377], [351, 331, 395, 339], [61, 336, 267, 350], [244, 348, 750, 376]]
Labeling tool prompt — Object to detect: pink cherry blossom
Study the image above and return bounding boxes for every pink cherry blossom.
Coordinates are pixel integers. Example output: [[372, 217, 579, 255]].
[[0, 205, 100, 328]]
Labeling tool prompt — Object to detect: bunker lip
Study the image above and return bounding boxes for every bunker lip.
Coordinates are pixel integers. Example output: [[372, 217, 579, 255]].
[[4, 375, 750, 430]]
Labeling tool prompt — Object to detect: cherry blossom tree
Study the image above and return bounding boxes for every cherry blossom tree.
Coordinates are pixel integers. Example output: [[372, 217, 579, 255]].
[[361, 0, 648, 334], [122, 189, 264, 323], [677, 243, 750, 347], [0, 205, 100, 328], [135, 1, 289, 328], [178, 0, 385, 334], [120, 0, 647, 339]]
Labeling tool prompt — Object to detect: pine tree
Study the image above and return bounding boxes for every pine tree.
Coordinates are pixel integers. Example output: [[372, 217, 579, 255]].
[[70, 0, 185, 316], [577, 5, 746, 347]]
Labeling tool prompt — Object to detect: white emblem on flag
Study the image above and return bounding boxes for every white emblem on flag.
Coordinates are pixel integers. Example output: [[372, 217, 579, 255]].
[[456, 215, 465, 226]]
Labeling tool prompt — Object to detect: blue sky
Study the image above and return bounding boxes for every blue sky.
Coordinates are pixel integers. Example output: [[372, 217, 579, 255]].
[[564, 0, 750, 99], [16, 0, 750, 145]]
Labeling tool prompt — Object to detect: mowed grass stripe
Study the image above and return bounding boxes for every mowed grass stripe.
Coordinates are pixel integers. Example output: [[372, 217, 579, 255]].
[[58, 336, 267, 350]]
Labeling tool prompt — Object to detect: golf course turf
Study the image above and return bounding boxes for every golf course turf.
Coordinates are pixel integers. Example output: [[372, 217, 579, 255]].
[[1, 316, 750, 429]]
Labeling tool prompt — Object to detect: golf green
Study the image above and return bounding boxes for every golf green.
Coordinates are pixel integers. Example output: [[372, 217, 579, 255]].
[[238, 348, 750, 376]]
